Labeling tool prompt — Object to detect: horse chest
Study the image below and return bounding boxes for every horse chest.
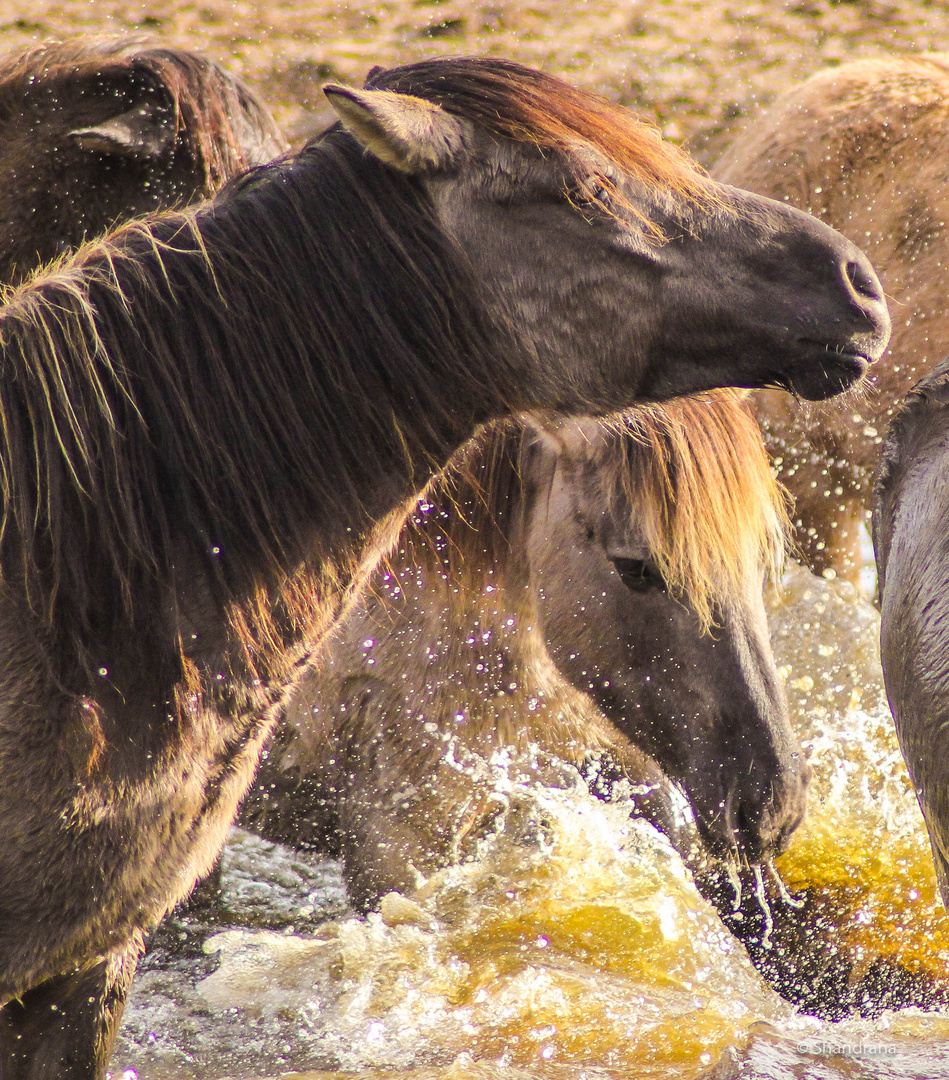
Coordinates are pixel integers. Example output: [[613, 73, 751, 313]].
[[0, 635, 289, 997]]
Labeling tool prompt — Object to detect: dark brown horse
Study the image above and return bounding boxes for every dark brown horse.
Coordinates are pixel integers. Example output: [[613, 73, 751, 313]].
[[0, 36, 286, 286], [243, 392, 803, 912], [714, 55, 949, 583], [0, 56, 887, 1077], [873, 359, 949, 913]]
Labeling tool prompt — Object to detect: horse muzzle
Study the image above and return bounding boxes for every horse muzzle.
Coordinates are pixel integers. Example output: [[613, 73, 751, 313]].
[[688, 756, 810, 866]]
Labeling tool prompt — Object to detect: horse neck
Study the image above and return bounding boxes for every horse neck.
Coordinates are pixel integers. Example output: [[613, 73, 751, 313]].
[[0, 134, 515, 683]]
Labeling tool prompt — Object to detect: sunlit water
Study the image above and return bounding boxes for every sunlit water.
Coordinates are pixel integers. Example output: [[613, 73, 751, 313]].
[[110, 566, 949, 1080]]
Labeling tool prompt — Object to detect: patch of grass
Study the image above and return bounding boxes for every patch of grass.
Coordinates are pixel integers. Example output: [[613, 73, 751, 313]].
[[420, 17, 466, 38], [2, 18, 46, 32]]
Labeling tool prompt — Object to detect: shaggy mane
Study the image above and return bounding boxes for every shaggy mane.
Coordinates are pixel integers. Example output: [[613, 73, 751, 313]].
[[0, 99, 507, 677]]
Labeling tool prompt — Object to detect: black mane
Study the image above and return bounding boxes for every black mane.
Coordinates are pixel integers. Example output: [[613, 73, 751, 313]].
[[0, 119, 511, 672]]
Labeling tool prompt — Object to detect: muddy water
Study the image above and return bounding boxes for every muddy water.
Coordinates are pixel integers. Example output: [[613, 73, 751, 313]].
[[110, 567, 949, 1080]]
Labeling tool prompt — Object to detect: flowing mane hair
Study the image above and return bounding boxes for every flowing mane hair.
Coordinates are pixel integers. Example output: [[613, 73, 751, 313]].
[[0, 36, 285, 196], [401, 390, 788, 632], [598, 390, 789, 628], [0, 75, 512, 675], [368, 57, 720, 233]]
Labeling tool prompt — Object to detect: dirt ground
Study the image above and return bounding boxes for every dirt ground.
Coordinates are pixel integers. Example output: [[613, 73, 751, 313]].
[[3, 0, 949, 167]]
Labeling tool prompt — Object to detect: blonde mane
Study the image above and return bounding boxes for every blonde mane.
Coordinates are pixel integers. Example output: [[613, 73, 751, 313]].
[[596, 389, 788, 628], [396, 390, 787, 633]]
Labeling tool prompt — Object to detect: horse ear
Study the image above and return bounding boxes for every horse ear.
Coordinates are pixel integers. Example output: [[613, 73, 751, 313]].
[[67, 100, 175, 159], [323, 84, 468, 173]]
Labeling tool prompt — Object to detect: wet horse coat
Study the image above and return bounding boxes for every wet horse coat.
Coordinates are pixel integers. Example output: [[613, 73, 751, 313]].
[[0, 56, 887, 1077], [243, 394, 802, 911]]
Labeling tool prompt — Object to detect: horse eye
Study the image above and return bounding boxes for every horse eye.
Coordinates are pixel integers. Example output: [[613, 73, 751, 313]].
[[565, 177, 612, 211], [611, 557, 666, 592]]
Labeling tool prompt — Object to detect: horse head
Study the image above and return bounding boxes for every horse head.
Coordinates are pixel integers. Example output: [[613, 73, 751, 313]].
[[525, 396, 806, 865], [324, 57, 890, 410], [0, 37, 286, 286]]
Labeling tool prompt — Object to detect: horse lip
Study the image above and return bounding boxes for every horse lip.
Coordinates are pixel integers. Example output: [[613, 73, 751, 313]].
[[783, 341, 871, 401], [689, 779, 802, 866], [799, 340, 873, 368]]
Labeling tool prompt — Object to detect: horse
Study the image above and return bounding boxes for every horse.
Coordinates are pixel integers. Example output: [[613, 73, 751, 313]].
[[243, 397, 949, 1023], [873, 358, 949, 918], [242, 391, 802, 912], [0, 36, 287, 288], [0, 55, 888, 1077], [714, 54, 949, 583]]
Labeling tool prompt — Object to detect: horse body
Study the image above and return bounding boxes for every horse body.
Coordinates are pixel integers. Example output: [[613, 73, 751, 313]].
[[714, 55, 949, 580], [874, 362, 949, 907], [0, 37, 286, 285], [244, 394, 802, 911], [0, 57, 888, 1076]]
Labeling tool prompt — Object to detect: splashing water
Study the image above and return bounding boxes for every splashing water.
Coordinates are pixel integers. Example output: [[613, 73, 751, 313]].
[[111, 567, 949, 1080]]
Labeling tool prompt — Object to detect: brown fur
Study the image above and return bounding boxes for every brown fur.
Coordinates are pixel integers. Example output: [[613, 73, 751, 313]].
[[0, 36, 286, 285], [714, 54, 949, 582]]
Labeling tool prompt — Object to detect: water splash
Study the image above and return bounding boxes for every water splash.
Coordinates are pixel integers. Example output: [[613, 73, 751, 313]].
[[112, 566, 949, 1079]]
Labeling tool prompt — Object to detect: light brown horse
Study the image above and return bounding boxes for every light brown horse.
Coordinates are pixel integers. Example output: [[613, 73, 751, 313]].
[[0, 56, 887, 1077], [0, 36, 286, 285], [243, 392, 801, 912], [715, 54, 949, 583]]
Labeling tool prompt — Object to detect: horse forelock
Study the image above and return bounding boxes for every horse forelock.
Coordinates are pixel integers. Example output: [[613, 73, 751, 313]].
[[396, 391, 787, 629], [597, 390, 789, 629], [367, 57, 716, 212]]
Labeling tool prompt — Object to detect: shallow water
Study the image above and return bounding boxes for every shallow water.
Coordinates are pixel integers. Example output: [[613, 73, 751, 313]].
[[110, 567, 949, 1080]]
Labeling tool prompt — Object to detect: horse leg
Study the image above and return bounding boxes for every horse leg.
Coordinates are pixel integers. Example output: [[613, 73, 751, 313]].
[[0, 950, 138, 1080]]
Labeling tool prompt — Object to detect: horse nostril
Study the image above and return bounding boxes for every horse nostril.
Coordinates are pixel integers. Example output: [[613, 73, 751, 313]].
[[846, 258, 883, 302]]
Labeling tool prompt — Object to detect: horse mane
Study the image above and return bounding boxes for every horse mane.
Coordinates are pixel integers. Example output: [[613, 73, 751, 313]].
[[0, 36, 286, 194], [399, 390, 788, 634], [597, 390, 789, 628], [367, 57, 720, 231], [0, 99, 507, 676], [392, 419, 528, 593], [0, 53, 726, 679]]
